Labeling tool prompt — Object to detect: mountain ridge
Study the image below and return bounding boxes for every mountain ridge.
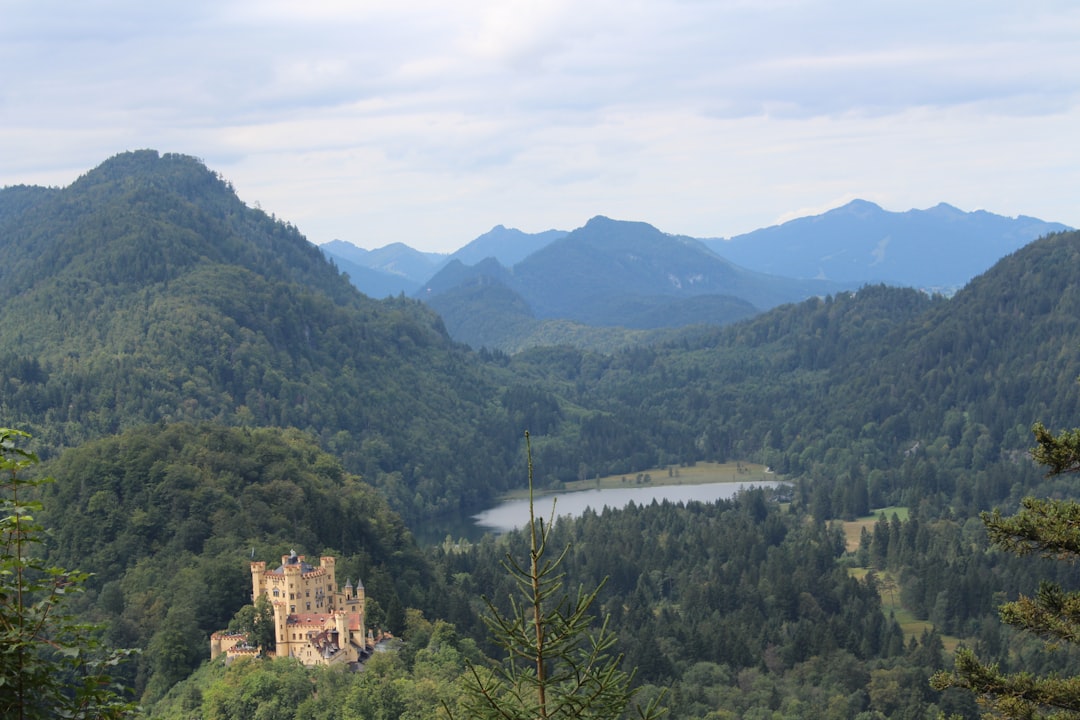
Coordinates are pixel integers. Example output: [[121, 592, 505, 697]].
[[0, 149, 515, 521], [706, 198, 1071, 289], [417, 215, 850, 349], [325, 199, 1070, 302]]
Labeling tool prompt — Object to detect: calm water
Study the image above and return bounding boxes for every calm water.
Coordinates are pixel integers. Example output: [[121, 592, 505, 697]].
[[469, 480, 783, 535], [414, 480, 785, 545]]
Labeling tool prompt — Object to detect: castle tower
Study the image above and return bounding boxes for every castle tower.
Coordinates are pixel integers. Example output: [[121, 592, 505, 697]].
[[272, 599, 289, 656], [250, 561, 267, 603], [335, 611, 347, 645]]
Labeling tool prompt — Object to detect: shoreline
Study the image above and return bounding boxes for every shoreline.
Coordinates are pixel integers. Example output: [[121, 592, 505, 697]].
[[500, 460, 776, 501]]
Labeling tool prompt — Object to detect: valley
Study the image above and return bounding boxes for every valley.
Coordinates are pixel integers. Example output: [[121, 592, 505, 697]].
[[4, 151, 1080, 718]]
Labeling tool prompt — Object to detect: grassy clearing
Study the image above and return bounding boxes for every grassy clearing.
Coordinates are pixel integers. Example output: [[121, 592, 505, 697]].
[[840, 506, 910, 552], [849, 566, 961, 652], [501, 461, 775, 500]]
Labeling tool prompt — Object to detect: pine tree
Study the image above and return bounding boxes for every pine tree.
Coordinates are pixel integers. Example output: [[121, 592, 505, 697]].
[[448, 431, 665, 720], [0, 428, 137, 719], [931, 422, 1080, 717]]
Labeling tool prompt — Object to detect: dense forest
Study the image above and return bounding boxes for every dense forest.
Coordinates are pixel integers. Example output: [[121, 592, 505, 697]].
[[5, 151, 1080, 716]]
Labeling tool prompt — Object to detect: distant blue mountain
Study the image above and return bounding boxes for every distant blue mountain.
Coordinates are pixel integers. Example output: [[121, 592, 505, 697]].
[[321, 225, 564, 299], [325, 201, 1072, 349], [320, 240, 446, 297], [418, 216, 850, 348], [704, 200, 1071, 291], [509, 216, 844, 322], [449, 225, 568, 267]]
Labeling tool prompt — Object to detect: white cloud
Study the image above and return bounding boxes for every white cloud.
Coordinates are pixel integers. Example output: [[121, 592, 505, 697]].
[[1, 0, 1078, 249]]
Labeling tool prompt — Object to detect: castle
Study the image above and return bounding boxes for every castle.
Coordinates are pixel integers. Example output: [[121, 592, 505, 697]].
[[211, 550, 373, 667]]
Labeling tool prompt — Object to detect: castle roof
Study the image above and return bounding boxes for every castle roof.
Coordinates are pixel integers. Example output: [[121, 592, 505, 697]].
[[272, 549, 316, 574]]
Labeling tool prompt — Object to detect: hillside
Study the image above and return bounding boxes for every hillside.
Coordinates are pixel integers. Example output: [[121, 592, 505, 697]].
[[506, 229, 1080, 519], [708, 199, 1071, 290], [33, 422, 429, 701], [0, 151, 516, 520]]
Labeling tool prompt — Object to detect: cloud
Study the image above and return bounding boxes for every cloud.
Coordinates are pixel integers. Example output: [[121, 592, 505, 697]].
[[1, 0, 1079, 249]]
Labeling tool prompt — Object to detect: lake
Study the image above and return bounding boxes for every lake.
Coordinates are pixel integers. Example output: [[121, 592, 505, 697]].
[[415, 480, 785, 543]]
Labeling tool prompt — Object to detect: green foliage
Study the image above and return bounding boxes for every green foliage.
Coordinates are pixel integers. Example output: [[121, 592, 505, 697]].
[[34, 421, 430, 702], [6, 150, 1080, 534], [0, 428, 137, 718], [0, 150, 516, 523], [931, 422, 1080, 717], [147, 621, 482, 719], [9, 153, 1080, 717], [228, 595, 276, 654], [450, 432, 664, 720]]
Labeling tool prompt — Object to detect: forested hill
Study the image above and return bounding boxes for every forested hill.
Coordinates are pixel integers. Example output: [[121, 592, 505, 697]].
[[0, 150, 515, 519], [5, 150, 1080, 529], [507, 229, 1080, 519]]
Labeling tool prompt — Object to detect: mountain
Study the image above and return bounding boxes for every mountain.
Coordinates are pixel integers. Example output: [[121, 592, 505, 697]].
[[514, 216, 845, 320], [0, 150, 518, 521], [447, 224, 567, 266], [419, 216, 849, 349], [321, 225, 566, 299], [320, 240, 445, 297], [705, 199, 1071, 290]]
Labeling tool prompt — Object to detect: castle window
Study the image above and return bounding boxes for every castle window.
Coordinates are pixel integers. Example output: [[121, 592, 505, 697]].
[[306, 603, 311, 610], [272, 588, 279, 597]]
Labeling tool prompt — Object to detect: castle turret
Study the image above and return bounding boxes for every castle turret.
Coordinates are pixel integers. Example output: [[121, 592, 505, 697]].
[[335, 612, 347, 645], [273, 599, 289, 656], [250, 561, 267, 603]]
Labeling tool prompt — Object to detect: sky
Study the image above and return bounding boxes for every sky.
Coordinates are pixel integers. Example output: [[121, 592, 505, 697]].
[[2, 1, 1078, 253]]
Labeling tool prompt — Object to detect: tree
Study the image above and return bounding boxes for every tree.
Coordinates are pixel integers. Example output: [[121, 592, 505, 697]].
[[228, 594, 276, 654], [931, 421, 1080, 717], [0, 428, 136, 719], [448, 431, 665, 720]]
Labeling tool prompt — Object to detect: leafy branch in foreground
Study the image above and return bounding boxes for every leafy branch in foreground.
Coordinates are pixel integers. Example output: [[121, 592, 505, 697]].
[[931, 422, 1080, 718], [447, 431, 665, 720], [1, 427, 137, 719]]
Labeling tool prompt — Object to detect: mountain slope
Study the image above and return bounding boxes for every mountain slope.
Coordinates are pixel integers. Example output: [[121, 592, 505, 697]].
[[318, 246, 419, 298], [510, 229, 1080, 516], [707, 199, 1071, 289], [322, 225, 565, 299], [0, 150, 513, 520]]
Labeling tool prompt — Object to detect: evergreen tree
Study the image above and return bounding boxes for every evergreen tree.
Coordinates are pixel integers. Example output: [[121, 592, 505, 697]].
[[931, 421, 1080, 717], [448, 432, 665, 720], [0, 428, 136, 718]]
